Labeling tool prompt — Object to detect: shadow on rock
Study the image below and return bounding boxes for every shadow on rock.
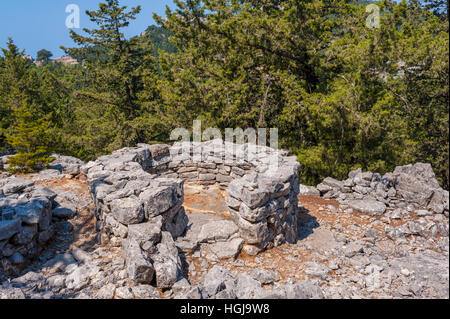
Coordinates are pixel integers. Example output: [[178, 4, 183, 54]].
[[296, 206, 320, 241]]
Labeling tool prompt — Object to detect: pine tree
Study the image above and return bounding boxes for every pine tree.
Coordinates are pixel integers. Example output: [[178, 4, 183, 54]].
[[36, 49, 53, 62], [152, 0, 449, 188], [0, 39, 58, 172], [61, 0, 158, 156], [0, 38, 32, 148], [5, 100, 54, 174]]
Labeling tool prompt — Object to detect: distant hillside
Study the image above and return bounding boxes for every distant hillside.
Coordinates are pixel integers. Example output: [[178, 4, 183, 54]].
[[69, 45, 111, 64], [145, 25, 178, 57], [69, 26, 176, 64]]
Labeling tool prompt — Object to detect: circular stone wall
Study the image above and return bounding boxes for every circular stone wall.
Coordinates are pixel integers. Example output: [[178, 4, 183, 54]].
[[83, 139, 300, 286], [159, 139, 301, 249]]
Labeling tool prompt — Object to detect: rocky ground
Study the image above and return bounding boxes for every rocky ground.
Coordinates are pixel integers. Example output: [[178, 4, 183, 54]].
[[1, 167, 448, 299]]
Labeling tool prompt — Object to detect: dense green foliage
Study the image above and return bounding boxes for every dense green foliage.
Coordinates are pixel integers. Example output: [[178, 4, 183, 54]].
[[146, 25, 178, 58], [59, 0, 159, 157], [0, 40, 55, 172], [0, 0, 448, 188], [64, 26, 176, 64], [5, 103, 54, 174]]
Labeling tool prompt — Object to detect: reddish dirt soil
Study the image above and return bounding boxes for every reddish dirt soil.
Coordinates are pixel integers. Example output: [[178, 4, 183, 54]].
[[21, 175, 97, 250]]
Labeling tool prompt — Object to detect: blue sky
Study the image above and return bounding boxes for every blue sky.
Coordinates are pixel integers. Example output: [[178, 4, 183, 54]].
[[0, 0, 175, 58]]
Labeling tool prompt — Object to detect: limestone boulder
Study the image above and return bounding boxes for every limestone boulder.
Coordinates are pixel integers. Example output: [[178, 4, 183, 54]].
[[348, 199, 387, 216]]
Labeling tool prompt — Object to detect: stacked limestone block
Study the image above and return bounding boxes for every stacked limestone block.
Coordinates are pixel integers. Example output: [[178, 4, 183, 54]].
[[82, 144, 188, 288], [83, 140, 301, 286], [167, 140, 245, 187], [0, 177, 57, 276], [226, 164, 300, 251], [163, 139, 301, 250], [159, 139, 298, 183]]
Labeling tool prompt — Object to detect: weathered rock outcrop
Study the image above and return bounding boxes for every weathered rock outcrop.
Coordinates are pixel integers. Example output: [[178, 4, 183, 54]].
[[0, 177, 57, 276], [197, 265, 324, 299], [0, 152, 84, 177], [312, 163, 449, 242], [315, 163, 449, 217], [0, 154, 87, 278], [49, 154, 85, 176]]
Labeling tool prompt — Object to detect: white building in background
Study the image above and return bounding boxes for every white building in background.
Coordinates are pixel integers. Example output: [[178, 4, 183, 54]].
[[33, 55, 79, 67], [50, 55, 79, 66]]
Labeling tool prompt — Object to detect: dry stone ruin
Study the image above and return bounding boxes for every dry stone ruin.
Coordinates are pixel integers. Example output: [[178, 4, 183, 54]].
[[1, 142, 449, 299], [312, 163, 449, 240], [0, 178, 56, 275], [316, 163, 449, 215], [0, 155, 85, 277], [82, 139, 300, 288]]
